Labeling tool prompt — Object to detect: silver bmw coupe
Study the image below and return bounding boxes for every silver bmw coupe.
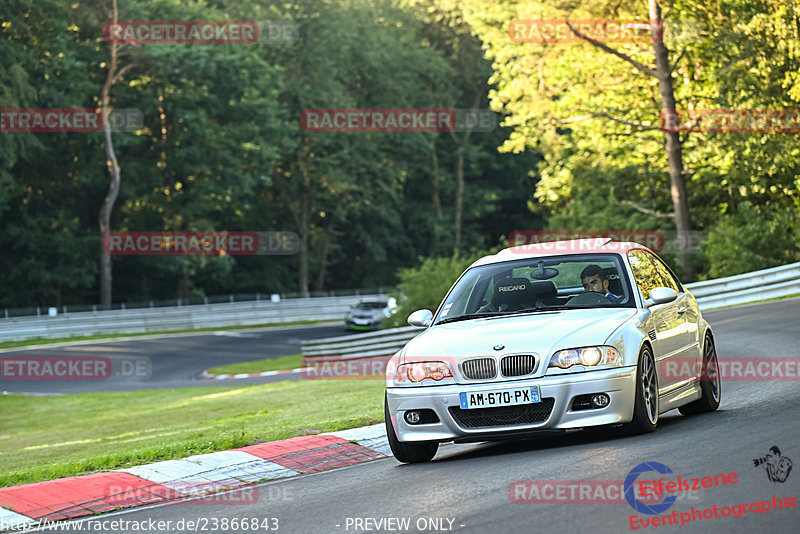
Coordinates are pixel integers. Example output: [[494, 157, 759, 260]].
[[385, 238, 721, 463]]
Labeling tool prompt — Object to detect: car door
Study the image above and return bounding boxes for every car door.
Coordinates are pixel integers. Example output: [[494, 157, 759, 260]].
[[645, 250, 701, 364], [627, 250, 690, 394]]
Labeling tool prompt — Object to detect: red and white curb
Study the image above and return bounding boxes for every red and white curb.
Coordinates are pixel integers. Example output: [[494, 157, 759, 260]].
[[201, 354, 390, 380], [0, 425, 389, 529], [201, 368, 305, 380]]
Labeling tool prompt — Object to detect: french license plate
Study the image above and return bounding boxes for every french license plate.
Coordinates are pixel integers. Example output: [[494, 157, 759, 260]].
[[459, 386, 540, 409]]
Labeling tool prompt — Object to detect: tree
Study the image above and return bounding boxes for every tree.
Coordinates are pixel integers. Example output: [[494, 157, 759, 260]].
[[462, 0, 799, 278], [563, 0, 693, 277], [98, 0, 145, 307], [262, 0, 455, 295]]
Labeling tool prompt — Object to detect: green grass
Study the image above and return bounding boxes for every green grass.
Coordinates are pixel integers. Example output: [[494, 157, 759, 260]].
[[207, 354, 304, 375], [0, 380, 385, 488], [0, 320, 327, 350]]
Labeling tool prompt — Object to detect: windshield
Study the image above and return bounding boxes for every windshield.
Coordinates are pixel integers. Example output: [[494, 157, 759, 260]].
[[434, 254, 634, 325], [354, 301, 388, 310]]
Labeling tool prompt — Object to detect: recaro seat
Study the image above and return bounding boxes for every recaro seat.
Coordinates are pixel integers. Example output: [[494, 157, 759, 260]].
[[602, 267, 624, 296], [530, 280, 560, 305], [482, 277, 531, 312]]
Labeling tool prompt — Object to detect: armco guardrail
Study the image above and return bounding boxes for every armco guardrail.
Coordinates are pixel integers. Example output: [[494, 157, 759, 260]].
[[303, 262, 800, 360], [0, 294, 386, 342], [301, 326, 424, 360], [686, 261, 800, 310]]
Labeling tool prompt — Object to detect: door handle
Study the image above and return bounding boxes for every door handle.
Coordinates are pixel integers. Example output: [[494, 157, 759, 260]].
[[677, 306, 687, 315]]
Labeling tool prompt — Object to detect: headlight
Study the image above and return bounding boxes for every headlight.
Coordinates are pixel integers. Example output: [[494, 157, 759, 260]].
[[395, 361, 454, 384], [549, 346, 621, 370]]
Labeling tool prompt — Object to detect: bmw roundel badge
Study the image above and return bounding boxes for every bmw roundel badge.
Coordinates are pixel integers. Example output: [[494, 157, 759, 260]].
[[493, 344, 505, 351]]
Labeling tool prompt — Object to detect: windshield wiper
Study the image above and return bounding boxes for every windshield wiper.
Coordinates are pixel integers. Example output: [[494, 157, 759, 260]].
[[436, 312, 509, 325], [513, 306, 565, 313], [521, 305, 597, 311], [489, 306, 588, 316], [436, 305, 603, 325]]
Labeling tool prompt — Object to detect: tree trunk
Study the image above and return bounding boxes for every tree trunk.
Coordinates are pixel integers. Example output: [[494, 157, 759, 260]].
[[451, 94, 480, 255], [650, 0, 694, 278], [296, 140, 312, 297], [272, 139, 313, 298], [453, 145, 464, 253], [314, 230, 330, 292], [297, 235, 309, 296], [98, 0, 122, 309], [431, 138, 442, 219], [177, 268, 190, 300]]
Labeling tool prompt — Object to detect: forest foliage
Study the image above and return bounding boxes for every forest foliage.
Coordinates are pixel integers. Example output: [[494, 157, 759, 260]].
[[1, 0, 797, 309]]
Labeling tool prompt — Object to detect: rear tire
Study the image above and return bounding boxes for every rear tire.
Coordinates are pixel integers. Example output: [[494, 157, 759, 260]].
[[384, 395, 438, 463], [679, 333, 721, 415], [620, 345, 659, 436]]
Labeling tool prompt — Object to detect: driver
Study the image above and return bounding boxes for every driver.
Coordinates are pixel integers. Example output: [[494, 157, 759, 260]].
[[580, 265, 621, 304]]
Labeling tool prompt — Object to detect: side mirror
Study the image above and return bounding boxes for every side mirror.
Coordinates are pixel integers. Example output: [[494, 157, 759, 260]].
[[645, 287, 678, 308], [407, 309, 433, 327]]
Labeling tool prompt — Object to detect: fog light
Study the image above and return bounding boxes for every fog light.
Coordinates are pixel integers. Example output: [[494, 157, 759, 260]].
[[405, 410, 421, 424], [591, 394, 610, 408]]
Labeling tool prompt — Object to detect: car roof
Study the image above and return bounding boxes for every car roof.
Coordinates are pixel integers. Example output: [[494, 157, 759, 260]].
[[470, 239, 653, 268]]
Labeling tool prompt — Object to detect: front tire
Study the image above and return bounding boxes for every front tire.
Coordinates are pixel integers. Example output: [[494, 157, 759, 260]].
[[679, 333, 721, 415], [384, 395, 438, 463], [620, 345, 659, 435]]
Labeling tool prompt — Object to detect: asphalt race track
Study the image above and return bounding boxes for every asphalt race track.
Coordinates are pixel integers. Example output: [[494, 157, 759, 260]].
[[0, 323, 345, 394], [30, 297, 800, 534]]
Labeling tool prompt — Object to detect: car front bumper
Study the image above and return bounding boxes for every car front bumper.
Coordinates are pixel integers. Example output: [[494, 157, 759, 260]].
[[345, 321, 381, 330], [386, 366, 637, 442]]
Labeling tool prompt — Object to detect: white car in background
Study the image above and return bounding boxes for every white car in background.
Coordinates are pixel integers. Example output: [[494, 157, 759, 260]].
[[345, 297, 397, 331], [385, 239, 721, 463]]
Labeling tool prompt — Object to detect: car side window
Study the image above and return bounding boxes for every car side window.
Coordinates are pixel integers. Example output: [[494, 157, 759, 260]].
[[642, 251, 683, 292], [627, 250, 672, 299]]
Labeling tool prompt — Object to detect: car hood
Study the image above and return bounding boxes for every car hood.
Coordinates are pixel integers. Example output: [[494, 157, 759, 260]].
[[402, 308, 636, 367], [349, 308, 384, 318]]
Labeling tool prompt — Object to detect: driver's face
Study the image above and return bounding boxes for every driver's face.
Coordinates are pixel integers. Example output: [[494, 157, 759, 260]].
[[582, 275, 608, 293]]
